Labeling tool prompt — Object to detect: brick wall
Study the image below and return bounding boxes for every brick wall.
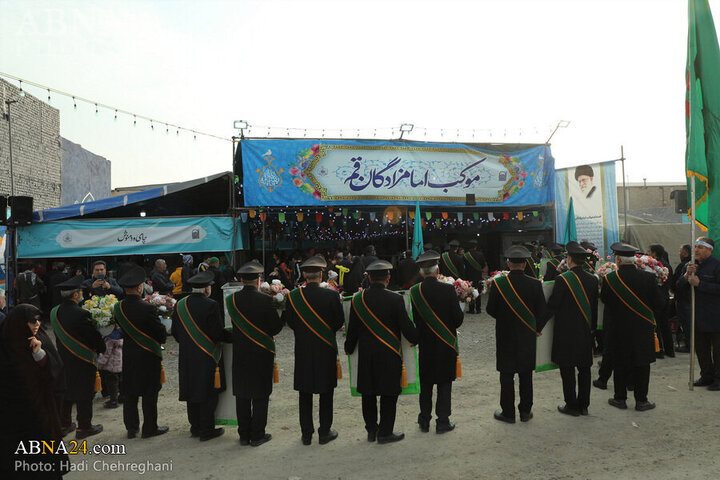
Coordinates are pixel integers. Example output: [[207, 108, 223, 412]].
[[0, 78, 62, 210]]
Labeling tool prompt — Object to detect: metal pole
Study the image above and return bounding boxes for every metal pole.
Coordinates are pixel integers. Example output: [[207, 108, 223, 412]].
[[620, 146, 627, 239], [262, 217, 266, 269], [690, 175, 697, 390], [5, 100, 18, 306], [405, 207, 409, 251]]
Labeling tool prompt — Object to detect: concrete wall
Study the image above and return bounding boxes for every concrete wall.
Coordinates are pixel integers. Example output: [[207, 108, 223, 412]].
[[61, 137, 111, 205], [0, 78, 63, 210], [617, 183, 685, 211]]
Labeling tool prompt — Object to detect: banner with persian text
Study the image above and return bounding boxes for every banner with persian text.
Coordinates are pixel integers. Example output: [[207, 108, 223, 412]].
[[240, 139, 555, 206], [554, 161, 619, 258]]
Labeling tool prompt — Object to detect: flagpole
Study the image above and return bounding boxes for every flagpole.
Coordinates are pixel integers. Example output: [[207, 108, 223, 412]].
[[690, 175, 697, 391]]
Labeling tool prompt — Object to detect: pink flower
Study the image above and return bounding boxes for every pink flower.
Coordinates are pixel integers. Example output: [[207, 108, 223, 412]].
[[289, 166, 300, 176], [311, 144, 320, 154], [518, 181, 525, 188], [520, 171, 528, 178], [293, 178, 303, 186], [312, 190, 322, 200]]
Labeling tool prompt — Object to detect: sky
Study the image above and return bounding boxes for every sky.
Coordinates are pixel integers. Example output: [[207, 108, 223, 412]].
[[0, 0, 706, 188]]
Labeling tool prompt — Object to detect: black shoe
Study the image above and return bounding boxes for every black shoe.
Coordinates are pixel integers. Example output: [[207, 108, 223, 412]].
[[579, 408, 589, 416], [557, 404, 580, 417], [76, 424, 103, 439], [367, 431, 377, 442], [319, 430, 338, 445], [666, 351, 675, 358], [708, 381, 720, 391], [61, 422, 77, 437], [377, 432, 405, 444], [436, 422, 455, 434], [301, 435, 312, 446], [103, 400, 118, 409], [592, 379, 607, 390], [608, 398, 628, 409], [199, 428, 225, 441], [250, 433, 272, 447], [655, 351, 665, 359], [142, 426, 169, 439], [520, 411, 533, 422], [635, 401, 656, 411], [493, 410, 515, 424], [127, 429, 138, 439], [418, 421, 430, 433], [626, 385, 634, 391], [676, 345, 690, 353], [239, 437, 250, 446], [694, 377, 714, 387]]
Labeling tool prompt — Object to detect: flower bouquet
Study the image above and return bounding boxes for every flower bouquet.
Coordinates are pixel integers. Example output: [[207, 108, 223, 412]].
[[82, 294, 119, 335], [594, 261, 618, 278], [481, 271, 509, 294], [144, 293, 177, 332], [437, 274, 456, 286], [454, 279, 479, 303], [634, 255, 670, 284], [260, 279, 291, 309]]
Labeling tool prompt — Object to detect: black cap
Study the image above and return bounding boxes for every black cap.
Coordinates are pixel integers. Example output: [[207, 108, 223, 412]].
[[423, 242, 433, 250], [580, 241, 597, 251], [416, 250, 441, 267], [467, 239, 478, 246], [574, 164, 594, 179], [565, 241, 588, 255], [366, 260, 393, 271], [237, 260, 264, 275], [449, 240, 460, 247], [56, 275, 85, 291], [504, 245, 532, 260], [610, 242, 639, 256], [300, 255, 327, 269], [187, 270, 215, 288], [118, 265, 146, 288], [550, 243, 564, 254]]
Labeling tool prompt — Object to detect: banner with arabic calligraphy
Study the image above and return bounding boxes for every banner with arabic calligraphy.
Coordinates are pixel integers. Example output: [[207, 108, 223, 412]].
[[241, 139, 555, 206]]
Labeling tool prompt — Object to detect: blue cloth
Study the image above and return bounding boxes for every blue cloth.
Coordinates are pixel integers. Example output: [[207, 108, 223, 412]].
[[676, 256, 720, 332]]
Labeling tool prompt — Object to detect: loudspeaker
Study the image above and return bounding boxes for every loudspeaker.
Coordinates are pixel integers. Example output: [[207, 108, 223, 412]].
[[8, 196, 33, 225], [670, 189, 688, 214], [0, 196, 6, 225], [465, 194, 476, 206]]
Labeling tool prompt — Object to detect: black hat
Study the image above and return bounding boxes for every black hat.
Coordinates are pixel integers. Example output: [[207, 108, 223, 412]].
[[416, 250, 441, 267], [237, 260, 264, 275], [610, 242, 639, 256], [449, 240, 460, 247], [366, 260, 393, 271], [187, 270, 215, 288], [423, 242, 433, 250], [467, 239, 478, 246], [580, 241, 597, 252], [565, 241, 588, 255], [574, 165, 594, 179], [504, 245, 532, 260], [550, 243, 564, 254], [300, 255, 327, 270], [118, 265, 146, 288], [56, 275, 84, 291]]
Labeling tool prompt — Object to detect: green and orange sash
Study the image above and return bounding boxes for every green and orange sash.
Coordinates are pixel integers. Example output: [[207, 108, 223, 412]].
[[548, 258, 560, 269], [177, 297, 223, 363], [441, 252, 462, 278], [464, 252, 484, 272], [409, 284, 459, 355], [225, 294, 276, 354], [287, 288, 338, 352], [50, 306, 98, 368], [603, 271, 656, 326], [525, 259, 538, 278], [351, 291, 401, 357], [114, 302, 163, 358], [558, 271, 592, 328], [492, 275, 538, 334]]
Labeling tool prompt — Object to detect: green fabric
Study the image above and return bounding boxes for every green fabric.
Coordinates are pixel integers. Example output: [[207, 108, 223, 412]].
[[563, 197, 577, 244], [114, 302, 163, 358], [176, 297, 222, 363], [50, 306, 98, 367], [351, 291, 401, 356], [558, 271, 592, 328], [441, 252, 461, 278], [525, 259, 538, 278], [604, 271, 656, 326], [464, 252, 483, 272], [287, 288, 338, 351], [409, 284, 458, 354], [492, 275, 537, 332], [226, 294, 276, 354], [687, 0, 720, 250], [412, 200, 424, 260]]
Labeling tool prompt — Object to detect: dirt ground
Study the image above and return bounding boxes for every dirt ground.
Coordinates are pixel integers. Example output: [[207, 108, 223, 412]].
[[63, 308, 717, 480]]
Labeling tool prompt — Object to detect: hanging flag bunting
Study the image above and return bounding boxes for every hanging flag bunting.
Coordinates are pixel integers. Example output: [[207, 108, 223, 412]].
[[369, 212, 376, 221], [278, 212, 285, 223], [488, 213, 495, 221], [435, 219, 441, 227], [353, 211, 360, 220], [315, 212, 323, 223], [409, 210, 415, 219], [342, 208, 349, 216], [503, 212, 510, 220], [457, 212, 463, 222], [259, 212, 267, 222], [329, 218, 334, 227], [249, 209, 256, 219], [441, 212, 449, 219], [474, 212, 480, 220], [425, 212, 432, 220], [297, 212, 304, 222], [532, 211, 539, 217], [518, 212, 524, 221]]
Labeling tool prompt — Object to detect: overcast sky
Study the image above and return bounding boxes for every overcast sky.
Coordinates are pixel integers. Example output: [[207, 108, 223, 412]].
[[0, 0, 707, 187]]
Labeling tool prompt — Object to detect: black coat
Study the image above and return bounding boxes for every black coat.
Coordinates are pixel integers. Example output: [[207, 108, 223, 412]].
[[547, 267, 598, 367], [117, 295, 167, 396], [36, 326, 66, 393], [602, 264, 664, 366], [345, 284, 418, 395], [463, 250, 486, 283], [284, 283, 344, 394], [486, 270, 548, 373], [54, 300, 106, 401], [150, 268, 175, 295], [397, 258, 420, 288], [208, 266, 227, 306], [171, 293, 229, 403], [229, 286, 283, 399], [411, 277, 464, 384], [543, 256, 564, 282], [439, 251, 466, 279]]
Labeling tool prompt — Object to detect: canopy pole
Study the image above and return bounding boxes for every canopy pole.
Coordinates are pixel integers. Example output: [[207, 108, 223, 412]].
[[405, 207, 409, 251], [690, 175, 696, 391], [621, 146, 627, 239]]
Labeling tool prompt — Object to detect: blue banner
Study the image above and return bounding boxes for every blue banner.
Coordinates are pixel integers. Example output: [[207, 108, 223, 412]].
[[554, 161, 619, 258], [17, 217, 243, 258], [241, 139, 554, 206]]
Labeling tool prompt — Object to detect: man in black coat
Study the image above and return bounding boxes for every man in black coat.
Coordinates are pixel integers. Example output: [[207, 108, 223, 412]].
[[439, 240, 465, 280], [82, 260, 123, 298], [52, 275, 106, 439], [410, 251, 464, 434], [542, 243, 565, 282], [228, 260, 283, 447], [396, 250, 420, 289], [345, 260, 418, 444], [172, 270, 230, 442], [207, 257, 227, 306], [463, 240, 486, 313], [602, 242, 664, 411], [548, 242, 598, 416], [115, 265, 169, 438], [150, 259, 175, 295], [486, 246, 548, 423], [284, 256, 344, 446]]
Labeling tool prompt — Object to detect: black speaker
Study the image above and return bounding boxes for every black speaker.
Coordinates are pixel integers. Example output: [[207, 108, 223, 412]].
[[670, 189, 688, 214], [0, 196, 6, 225], [465, 194, 476, 206], [8, 196, 33, 225]]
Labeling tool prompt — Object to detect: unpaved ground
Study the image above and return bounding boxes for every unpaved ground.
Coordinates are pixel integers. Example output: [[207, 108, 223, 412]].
[[64, 310, 716, 480]]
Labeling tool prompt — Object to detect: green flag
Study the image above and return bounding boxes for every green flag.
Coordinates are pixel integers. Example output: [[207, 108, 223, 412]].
[[412, 200, 424, 260], [687, 0, 720, 251], [563, 197, 577, 244]]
